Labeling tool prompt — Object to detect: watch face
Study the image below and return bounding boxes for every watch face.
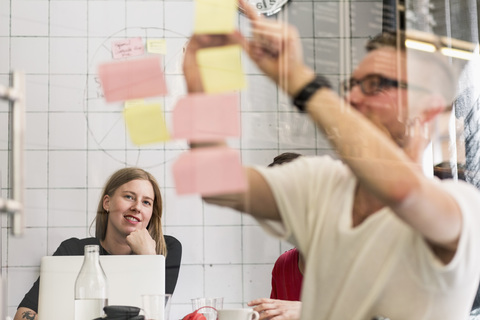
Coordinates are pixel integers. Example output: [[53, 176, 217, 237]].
[[246, 0, 289, 16]]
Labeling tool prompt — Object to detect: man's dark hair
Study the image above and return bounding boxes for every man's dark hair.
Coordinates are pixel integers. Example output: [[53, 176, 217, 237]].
[[365, 31, 406, 52], [268, 152, 302, 167]]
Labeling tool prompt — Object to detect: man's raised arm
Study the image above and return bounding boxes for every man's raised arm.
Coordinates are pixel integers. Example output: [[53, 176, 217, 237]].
[[182, 34, 281, 222]]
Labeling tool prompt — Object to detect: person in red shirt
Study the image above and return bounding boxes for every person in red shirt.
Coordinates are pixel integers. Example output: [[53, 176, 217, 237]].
[[270, 247, 304, 301], [248, 153, 304, 320]]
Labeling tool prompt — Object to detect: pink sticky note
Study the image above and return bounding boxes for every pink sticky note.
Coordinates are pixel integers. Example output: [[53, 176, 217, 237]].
[[98, 56, 168, 103], [111, 37, 145, 59], [172, 93, 240, 141], [173, 147, 247, 196]]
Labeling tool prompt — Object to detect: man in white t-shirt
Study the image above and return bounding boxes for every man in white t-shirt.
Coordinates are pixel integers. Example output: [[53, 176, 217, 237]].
[[182, 1, 480, 319]]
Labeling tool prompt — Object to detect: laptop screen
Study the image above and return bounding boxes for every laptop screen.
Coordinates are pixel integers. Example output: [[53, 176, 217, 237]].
[[38, 255, 165, 320]]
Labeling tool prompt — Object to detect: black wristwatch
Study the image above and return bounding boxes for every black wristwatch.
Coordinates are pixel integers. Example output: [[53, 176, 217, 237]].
[[292, 74, 332, 112]]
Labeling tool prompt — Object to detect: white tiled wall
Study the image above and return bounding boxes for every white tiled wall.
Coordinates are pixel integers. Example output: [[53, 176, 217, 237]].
[[0, 0, 382, 319]]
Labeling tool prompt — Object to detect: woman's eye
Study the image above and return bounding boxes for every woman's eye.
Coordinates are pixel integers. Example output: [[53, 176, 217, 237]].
[[143, 201, 152, 206], [125, 195, 133, 200]]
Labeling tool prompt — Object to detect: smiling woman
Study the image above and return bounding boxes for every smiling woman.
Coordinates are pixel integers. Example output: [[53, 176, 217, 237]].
[[96, 168, 167, 256], [13, 168, 182, 320]]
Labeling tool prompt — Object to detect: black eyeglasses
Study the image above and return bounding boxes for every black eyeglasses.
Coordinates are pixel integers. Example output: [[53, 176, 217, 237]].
[[341, 74, 408, 96]]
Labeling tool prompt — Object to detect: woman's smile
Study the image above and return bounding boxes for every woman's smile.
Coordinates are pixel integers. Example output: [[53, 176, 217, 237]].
[[124, 215, 141, 224]]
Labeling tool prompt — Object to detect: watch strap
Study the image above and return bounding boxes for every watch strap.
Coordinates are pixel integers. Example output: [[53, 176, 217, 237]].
[[292, 74, 332, 112]]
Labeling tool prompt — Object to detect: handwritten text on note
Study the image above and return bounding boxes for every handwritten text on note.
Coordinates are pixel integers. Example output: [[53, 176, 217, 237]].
[[111, 37, 145, 59]]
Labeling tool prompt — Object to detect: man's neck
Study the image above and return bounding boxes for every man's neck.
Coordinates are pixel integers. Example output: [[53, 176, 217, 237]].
[[352, 184, 384, 227]]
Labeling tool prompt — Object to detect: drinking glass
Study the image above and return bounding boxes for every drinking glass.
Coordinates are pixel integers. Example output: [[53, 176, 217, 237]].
[[142, 293, 172, 320], [191, 297, 223, 320]]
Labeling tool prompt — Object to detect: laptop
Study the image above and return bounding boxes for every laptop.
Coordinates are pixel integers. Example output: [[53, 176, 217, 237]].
[[37, 255, 165, 320]]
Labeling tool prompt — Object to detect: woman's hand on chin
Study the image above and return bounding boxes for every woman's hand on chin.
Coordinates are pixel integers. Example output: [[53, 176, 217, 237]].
[[126, 229, 156, 255]]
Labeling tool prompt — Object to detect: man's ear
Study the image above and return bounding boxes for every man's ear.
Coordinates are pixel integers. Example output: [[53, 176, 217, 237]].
[[103, 195, 110, 212]]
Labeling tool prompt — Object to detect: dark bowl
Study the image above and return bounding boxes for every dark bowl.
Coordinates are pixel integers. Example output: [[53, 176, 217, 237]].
[[103, 305, 141, 317]]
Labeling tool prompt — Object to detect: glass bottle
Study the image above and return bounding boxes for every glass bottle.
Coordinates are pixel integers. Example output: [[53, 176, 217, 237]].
[[74, 245, 108, 320]]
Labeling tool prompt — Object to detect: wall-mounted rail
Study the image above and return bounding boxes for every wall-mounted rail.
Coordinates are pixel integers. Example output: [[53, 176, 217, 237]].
[[0, 71, 25, 236]]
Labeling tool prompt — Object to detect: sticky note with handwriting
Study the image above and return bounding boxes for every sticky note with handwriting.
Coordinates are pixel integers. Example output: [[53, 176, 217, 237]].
[[173, 147, 247, 196], [123, 102, 170, 145], [194, 0, 237, 34], [98, 56, 168, 102], [147, 39, 167, 55], [196, 44, 245, 94], [111, 37, 145, 59], [172, 93, 240, 141]]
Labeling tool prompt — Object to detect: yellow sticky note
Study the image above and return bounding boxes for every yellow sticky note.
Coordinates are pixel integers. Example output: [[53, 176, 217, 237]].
[[124, 102, 170, 145], [194, 0, 237, 34], [147, 39, 166, 54], [196, 45, 246, 94]]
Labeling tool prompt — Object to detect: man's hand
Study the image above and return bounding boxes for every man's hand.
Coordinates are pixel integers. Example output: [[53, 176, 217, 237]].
[[239, 0, 313, 97], [126, 229, 156, 255], [248, 298, 301, 320], [182, 33, 243, 94]]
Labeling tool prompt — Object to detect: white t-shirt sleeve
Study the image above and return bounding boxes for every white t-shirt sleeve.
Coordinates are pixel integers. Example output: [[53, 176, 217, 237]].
[[253, 156, 353, 249], [429, 180, 480, 287]]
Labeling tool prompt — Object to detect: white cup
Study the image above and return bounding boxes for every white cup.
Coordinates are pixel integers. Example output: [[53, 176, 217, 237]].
[[217, 308, 260, 320]]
